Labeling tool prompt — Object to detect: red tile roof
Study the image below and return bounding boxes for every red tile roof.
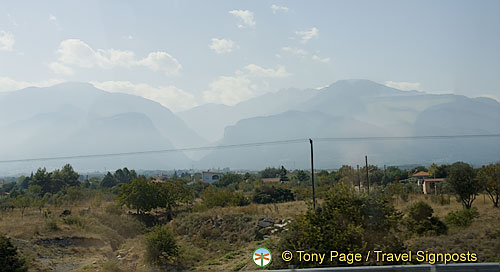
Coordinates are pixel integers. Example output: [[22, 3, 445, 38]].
[[413, 171, 430, 177]]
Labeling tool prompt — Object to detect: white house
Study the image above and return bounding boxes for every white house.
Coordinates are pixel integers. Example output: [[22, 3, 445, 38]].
[[201, 171, 224, 184]]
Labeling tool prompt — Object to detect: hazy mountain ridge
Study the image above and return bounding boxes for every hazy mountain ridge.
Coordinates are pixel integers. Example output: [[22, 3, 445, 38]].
[[201, 80, 500, 169], [0, 83, 199, 174], [178, 88, 318, 142], [1, 80, 499, 174]]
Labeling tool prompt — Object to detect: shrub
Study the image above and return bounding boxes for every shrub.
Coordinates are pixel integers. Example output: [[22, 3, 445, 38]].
[[200, 187, 250, 208], [0, 234, 27, 272], [62, 216, 84, 228], [45, 220, 59, 231], [405, 201, 447, 236], [253, 186, 294, 204], [145, 226, 179, 265], [445, 208, 479, 227], [279, 183, 404, 267]]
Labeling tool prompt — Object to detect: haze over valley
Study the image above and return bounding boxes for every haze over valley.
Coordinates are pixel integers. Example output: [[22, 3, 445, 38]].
[[1, 79, 499, 175]]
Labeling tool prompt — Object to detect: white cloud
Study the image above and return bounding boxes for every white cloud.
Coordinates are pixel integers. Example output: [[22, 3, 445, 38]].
[[0, 30, 15, 51], [243, 64, 290, 78], [203, 76, 253, 105], [52, 39, 182, 76], [203, 64, 291, 105], [0, 77, 63, 92], [136, 51, 182, 76], [91, 81, 197, 112], [229, 10, 256, 28], [209, 38, 238, 54], [48, 62, 74, 76], [384, 81, 422, 91], [311, 54, 331, 63], [271, 4, 289, 14], [282, 46, 308, 56], [295, 27, 319, 43]]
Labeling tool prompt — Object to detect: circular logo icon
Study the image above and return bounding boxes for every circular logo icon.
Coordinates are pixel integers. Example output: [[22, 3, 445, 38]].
[[253, 247, 272, 267]]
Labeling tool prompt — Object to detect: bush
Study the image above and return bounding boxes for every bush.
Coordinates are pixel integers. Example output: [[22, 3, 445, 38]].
[[253, 186, 294, 204], [145, 226, 179, 265], [62, 216, 84, 228], [278, 183, 404, 267], [445, 208, 479, 227], [200, 187, 250, 208], [0, 233, 27, 272], [405, 201, 447, 236], [45, 220, 59, 231]]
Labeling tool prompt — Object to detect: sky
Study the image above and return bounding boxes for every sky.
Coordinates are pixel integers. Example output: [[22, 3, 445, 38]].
[[1, 0, 499, 112]]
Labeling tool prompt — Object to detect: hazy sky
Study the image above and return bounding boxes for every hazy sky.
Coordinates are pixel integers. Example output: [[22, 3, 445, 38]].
[[1, 0, 499, 111]]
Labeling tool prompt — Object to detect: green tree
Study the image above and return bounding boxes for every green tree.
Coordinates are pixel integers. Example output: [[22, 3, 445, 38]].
[[59, 164, 80, 187], [447, 162, 481, 209], [428, 163, 439, 178], [117, 177, 158, 214], [259, 167, 281, 178], [477, 162, 500, 208], [296, 170, 309, 183], [280, 166, 289, 182], [13, 196, 31, 218], [213, 173, 242, 187], [117, 178, 192, 214], [30, 168, 56, 195], [0, 234, 27, 272], [253, 186, 294, 204], [101, 172, 117, 188]]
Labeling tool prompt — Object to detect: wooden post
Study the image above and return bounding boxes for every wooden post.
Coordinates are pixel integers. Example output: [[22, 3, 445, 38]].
[[365, 155, 370, 193], [310, 139, 316, 210]]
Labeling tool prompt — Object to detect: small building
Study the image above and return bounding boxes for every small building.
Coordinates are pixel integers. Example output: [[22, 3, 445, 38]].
[[201, 171, 224, 184], [423, 178, 445, 194], [412, 171, 430, 186]]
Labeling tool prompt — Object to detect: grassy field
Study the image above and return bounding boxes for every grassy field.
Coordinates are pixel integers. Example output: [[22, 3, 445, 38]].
[[1, 194, 499, 271]]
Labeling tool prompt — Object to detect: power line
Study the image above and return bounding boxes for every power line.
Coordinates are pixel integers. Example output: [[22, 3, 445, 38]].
[[0, 133, 498, 164]]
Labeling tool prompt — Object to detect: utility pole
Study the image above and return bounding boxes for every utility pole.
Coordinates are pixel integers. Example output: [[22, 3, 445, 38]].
[[365, 155, 370, 193], [310, 139, 316, 210], [357, 165, 361, 189]]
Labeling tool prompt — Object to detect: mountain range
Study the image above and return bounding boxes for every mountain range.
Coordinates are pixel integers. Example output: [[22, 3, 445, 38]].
[[0, 80, 499, 175]]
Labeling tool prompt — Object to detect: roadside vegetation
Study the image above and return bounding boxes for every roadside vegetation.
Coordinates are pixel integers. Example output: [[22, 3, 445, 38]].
[[0, 162, 499, 271]]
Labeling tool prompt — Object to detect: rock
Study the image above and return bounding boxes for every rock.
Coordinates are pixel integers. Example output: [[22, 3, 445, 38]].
[[274, 222, 287, 228], [60, 210, 71, 217], [258, 218, 274, 228]]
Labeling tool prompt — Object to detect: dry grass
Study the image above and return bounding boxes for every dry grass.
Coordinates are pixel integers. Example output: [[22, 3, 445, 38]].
[[0, 202, 148, 271], [1, 194, 498, 271], [396, 194, 500, 262]]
